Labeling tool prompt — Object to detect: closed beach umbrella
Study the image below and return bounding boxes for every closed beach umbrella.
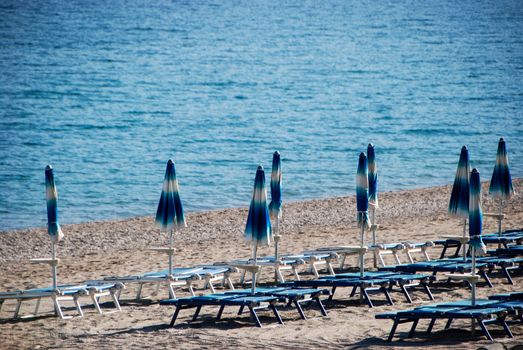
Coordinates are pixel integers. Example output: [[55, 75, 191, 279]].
[[367, 144, 379, 267], [448, 146, 470, 261], [489, 138, 515, 236], [245, 165, 272, 293], [269, 151, 282, 265], [468, 168, 486, 308], [356, 153, 370, 278], [155, 159, 186, 277], [45, 165, 64, 289]]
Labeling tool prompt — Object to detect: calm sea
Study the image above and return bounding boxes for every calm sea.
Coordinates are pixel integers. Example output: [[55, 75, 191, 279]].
[[0, 1, 522, 231]]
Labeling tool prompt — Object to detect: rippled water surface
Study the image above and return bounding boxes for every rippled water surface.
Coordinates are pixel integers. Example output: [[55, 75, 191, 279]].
[[1, 0, 522, 230]]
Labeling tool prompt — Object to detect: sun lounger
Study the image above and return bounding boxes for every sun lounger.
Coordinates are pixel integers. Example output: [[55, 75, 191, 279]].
[[367, 241, 434, 267], [0, 281, 123, 319], [376, 301, 514, 341], [283, 277, 394, 307], [230, 252, 338, 284], [494, 245, 523, 257], [322, 272, 435, 303], [379, 259, 493, 287], [220, 287, 330, 320], [101, 265, 236, 300], [160, 293, 283, 327]]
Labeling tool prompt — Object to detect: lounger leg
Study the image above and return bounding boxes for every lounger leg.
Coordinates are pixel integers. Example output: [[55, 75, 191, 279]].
[[444, 318, 453, 330], [226, 275, 235, 290], [328, 287, 336, 301], [453, 243, 462, 258], [292, 266, 300, 281], [91, 293, 103, 314], [387, 319, 399, 342], [502, 267, 514, 285], [499, 317, 513, 338], [14, 299, 22, 318], [340, 255, 347, 269], [136, 283, 143, 300], [439, 244, 448, 259], [54, 298, 66, 319], [240, 270, 246, 284], [34, 297, 41, 316], [422, 248, 431, 261], [270, 304, 284, 325], [382, 287, 394, 306], [362, 288, 374, 308], [349, 286, 357, 298], [74, 296, 84, 317], [327, 261, 335, 276], [480, 271, 493, 288], [315, 297, 328, 316], [170, 306, 181, 326], [0, 300, 3, 313], [248, 306, 262, 327], [110, 290, 122, 311], [192, 306, 202, 321], [311, 264, 320, 278], [395, 251, 404, 265], [426, 318, 436, 334], [400, 285, 413, 303], [208, 280, 216, 294], [294, 300, 306, 320], [478, 319, 493, 341], [155, 282, 161, 296], [408, 319, 419, 338], [216, 305, 225, 320], [238, 305, 245, 315], [423, 283, 434, 300], [276, 267, 285, 283], [378, 253, 386, 268]]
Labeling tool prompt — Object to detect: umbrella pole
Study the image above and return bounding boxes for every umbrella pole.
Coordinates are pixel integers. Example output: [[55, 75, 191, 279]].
[[371, 206, 377, 268], [462, 218, 467, 262], [497, 199, 503, 249], [471, 247, 476, 334], [360, 224, 365, 278], [169, 228, 173, 277], [274, 216, 280, 283], [52, 241, 57, 290], [252, 243, 258, 294]]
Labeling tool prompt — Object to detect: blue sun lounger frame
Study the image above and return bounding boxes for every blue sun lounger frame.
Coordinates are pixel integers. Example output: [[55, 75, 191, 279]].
[[160, 287, 330, 327], [376, 299, 519, 341]]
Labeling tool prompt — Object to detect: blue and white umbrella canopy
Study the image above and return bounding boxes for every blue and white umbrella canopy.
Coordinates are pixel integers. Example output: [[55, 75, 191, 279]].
[[448, 146, 470, 218], [269, 151, 282, 220], [245, 166, 272, 246], [45, 165, 64, 243], [367, 144, 378, 208], [489, 138, 514, 200], [356, 153, 370, 229], [155, 160, 186, 231], [469, 168, 486, 255]]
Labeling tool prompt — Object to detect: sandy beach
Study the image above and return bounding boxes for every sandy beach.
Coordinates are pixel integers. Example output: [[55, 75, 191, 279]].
[[0, 180, 522, 349]]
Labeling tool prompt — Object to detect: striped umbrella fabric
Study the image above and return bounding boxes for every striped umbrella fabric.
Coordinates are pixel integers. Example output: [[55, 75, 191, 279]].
[[489, 138, 514, 199], [448, 146, 470, 218], [469, 169, 486, 255], [356, 153, 370, 229], [367, 144, 378, 208], [245, 165, 272, 293], [245, 166, 272, 246], [155, 160, 186, 230], [269, 151, 282, 220], [45, 165, 64, 243]]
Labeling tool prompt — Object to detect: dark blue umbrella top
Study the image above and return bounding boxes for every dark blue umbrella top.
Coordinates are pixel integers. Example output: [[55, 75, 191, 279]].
[[469, 168, 486, 254], [155, 159, 186, 231], [356, 152, 370, 228], [448, 146, 470, 218], [245, 166, 272, 246], [367, 144, 378, 208], [489, 137, 514, 199], [269, 151, 282, 219], [45, 165, 64, 242]]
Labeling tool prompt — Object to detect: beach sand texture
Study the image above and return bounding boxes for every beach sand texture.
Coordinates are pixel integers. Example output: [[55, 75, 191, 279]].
[[0, 180, 522, 349]]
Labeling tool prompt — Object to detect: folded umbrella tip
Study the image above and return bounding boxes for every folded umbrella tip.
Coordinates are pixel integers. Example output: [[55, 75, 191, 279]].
[[45, 164, 53, 171], [359, 152, 366, 158], [499, 137, 505, 142], [461, 145, 468, 151], [471, 168, 479, 174], [273, 150, 280, 156], [257, 165, 264, 171], [167, 159, 174, 165], [367, 143, 374, 148]]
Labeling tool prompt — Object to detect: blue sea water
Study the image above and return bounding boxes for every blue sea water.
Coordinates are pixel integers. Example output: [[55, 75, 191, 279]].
[[0, 0, 522, 231]]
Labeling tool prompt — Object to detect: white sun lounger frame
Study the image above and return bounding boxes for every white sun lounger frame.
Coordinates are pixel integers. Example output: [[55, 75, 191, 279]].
[[0, 282, 123, 319]]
